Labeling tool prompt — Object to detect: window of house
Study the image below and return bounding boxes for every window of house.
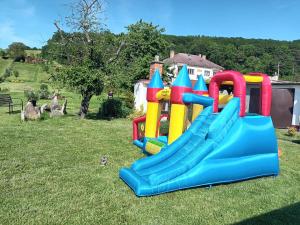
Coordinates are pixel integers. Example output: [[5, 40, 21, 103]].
[[204, 70, 211, 77], [188, 68, 194, 75]]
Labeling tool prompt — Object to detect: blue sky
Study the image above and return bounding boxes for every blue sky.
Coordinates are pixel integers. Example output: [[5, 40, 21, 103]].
[[0, 0, 299, 48]]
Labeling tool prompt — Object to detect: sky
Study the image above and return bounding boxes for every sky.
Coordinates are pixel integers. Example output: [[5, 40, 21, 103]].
[[0, 0, 299, 49]]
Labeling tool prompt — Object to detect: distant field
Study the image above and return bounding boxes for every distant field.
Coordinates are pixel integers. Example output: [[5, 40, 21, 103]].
[[25, 49, 42, 57]]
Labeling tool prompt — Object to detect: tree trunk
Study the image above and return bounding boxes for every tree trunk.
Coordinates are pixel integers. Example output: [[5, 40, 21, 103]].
[[79, 93, 93, 119]]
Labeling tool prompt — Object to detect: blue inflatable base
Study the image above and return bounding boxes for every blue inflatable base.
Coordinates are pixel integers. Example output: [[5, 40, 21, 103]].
[[121, 98, 279, 196]]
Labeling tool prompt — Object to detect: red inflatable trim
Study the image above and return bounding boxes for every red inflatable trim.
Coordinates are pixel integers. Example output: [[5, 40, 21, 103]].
[[132, 116, 146, 140], [171, 86, 192, 104], [209, 70, 246, 117], [147, 88, 163, 102], [248, 72, 272, 116], [193, 90, 208, 95]]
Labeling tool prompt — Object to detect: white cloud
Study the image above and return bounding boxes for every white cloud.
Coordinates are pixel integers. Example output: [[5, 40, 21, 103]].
[[0, 21, 30, 48]]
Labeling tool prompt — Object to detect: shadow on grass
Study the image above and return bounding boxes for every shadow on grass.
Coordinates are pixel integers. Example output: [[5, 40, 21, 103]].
[[85, 112, 101, 120], [278, 135, 299, 143], [233, 202, 300, 225], [6, 110, 21, 114], [85, 112, 115, 121], [291, 140, 300, 145]]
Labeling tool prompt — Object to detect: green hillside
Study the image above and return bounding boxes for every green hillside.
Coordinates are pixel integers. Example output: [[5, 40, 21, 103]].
[[0, 58, 99, 114], [0, 59, 50, 93], [9, 62, 49, 83], [164, 35, 300, 79], [0, 59, 13, 76]]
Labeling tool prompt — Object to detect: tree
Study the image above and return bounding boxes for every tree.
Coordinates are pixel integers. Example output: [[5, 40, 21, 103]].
[[48, 0, 124, 118], [0, 49, 5, 58], [163, 35, 299, 79], [7, 42, 28, 61], [116, 20, 170, 89]]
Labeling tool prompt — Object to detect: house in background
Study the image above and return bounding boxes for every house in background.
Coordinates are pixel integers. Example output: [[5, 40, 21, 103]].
[[134, 52, 223, 113], [134, 58, 164, 113], [163, 50, 224, 84]]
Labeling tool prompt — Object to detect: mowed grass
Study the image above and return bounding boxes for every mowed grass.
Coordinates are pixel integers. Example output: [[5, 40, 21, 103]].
[[0, 61, 300, 224], [9, 62, 49, 83], [0, 59, 13, 76], [0, 105, 300, 224], [0, 59, 49, 93]]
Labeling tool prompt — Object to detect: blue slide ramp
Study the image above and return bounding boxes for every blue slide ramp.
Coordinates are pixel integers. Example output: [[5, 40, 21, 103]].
[[120, 98, 279, 196]]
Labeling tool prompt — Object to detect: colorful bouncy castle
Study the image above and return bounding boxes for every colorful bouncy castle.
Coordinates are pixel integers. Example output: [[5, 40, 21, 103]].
[[132, 65, 233, 154], [121, 66, 279, 196]]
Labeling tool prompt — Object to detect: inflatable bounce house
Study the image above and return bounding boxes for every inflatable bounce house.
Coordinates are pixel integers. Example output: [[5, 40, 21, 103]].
[[120, 65, 279, 196]]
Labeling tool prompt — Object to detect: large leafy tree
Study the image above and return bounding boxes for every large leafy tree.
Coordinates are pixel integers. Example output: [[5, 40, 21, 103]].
[[45, 0, 124, 118], [115, 20, 170, 89], [7, 42, 29, 61]]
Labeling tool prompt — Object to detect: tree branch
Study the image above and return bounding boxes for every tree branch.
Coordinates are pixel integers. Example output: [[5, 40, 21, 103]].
[[83, 0, 99, 12], [54, 21, 72, 64], [108, 41, 125, 63], [54, 21, 66, 43]]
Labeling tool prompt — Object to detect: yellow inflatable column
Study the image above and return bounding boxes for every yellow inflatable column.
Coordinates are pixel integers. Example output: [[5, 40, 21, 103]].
[[144, 70, 164, 138], [145, 102, 161, 138], [168, 65, 193, 144], [168, 104, 188, 144], [192, 75, 208, 121]]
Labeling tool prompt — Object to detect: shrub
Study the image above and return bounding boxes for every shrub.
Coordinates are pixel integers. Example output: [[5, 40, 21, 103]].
[[127, 105, 145, 120], [24, 90, 39, 103], [287, 127, 297, 137], [3, 68, 12, 78], [0, 76, 5, 83], [38, 84, 50, 99], [14, 55, 25, 62], [121, 91, 134, 109], [98, 97, 132, 119], [160, 119, 169, 136], [11, 79, 23, 83], [0, 87, 9, 93], [13, 70, 19, 78]]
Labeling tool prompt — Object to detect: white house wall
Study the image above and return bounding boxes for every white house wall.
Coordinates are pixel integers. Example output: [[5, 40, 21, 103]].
[[134, 82, 147, 113], [186, 66, 214, 80]]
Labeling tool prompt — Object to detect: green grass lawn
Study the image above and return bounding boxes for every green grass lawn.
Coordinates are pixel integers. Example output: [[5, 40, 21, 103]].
[[0, 61, 300, 224], [0, 109, 300, 224], [0, 105, 300, 224]]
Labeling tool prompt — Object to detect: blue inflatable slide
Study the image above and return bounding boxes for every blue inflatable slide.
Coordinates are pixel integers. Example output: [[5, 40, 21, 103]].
[[120, 70, 279, 197]]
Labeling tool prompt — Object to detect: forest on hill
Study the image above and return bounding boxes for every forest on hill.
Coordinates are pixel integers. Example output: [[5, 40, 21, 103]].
[[164, 35, 300, 80]]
